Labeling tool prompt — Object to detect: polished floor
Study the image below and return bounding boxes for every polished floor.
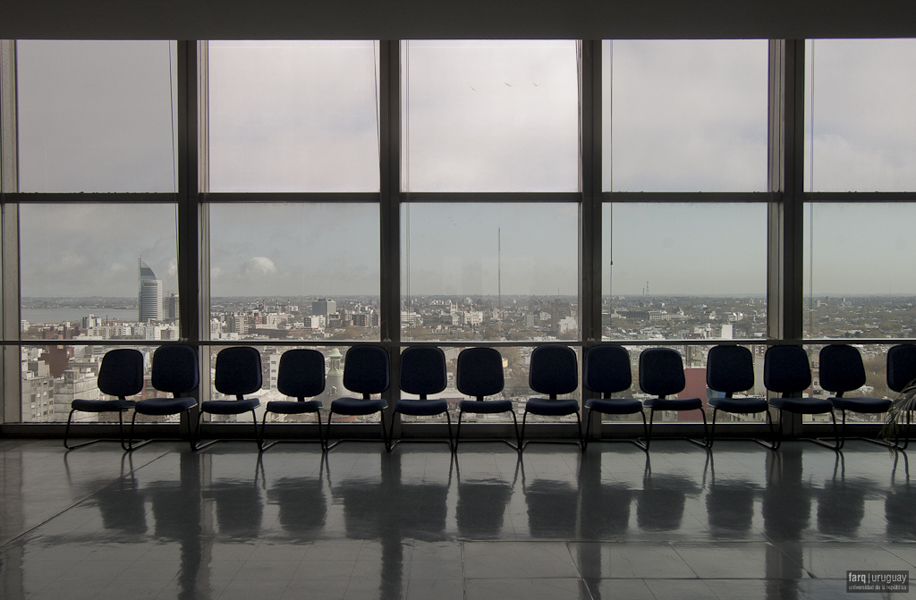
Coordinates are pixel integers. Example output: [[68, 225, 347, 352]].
[[0, 438, 914, 599]]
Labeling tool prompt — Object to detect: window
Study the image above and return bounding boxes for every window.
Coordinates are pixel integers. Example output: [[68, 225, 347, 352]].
[[805, 39, 916, 192], [604, 40, 768, 192], [803, 203, 916, 339], [208, 41, 380, 192], [603, 203, 768, 341], [402, 40, 579, 192], [208, 203, 380, 341], [16, 41, 178, 193], [20, 204, 179, 341], [401, 203, 579, 342]]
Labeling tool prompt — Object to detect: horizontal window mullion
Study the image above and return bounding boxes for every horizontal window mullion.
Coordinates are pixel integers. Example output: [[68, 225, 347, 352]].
[[602, 191, 775, 203], [2, 192, 178, 203], [402, 192, 582, 203], [202, 192, 380, 203], [804, 192, 916, 203]]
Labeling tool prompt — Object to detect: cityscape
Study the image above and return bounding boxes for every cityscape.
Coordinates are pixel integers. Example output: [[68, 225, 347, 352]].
[[18, 262, 916, 425]]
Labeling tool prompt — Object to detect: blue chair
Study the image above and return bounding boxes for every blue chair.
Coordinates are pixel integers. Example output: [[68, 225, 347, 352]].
[[455, 347, 519, 450], [764, 345, 838, 451], [196, 346, 263, 450], [325, 345, 390, 451], [261, 349, 326, 452], [129, 344, 200, 451], [887, 344, 916, 448], [582, 344, 647, 451], [521, 346, 583, 450], [819, 344, 892, 449], [389, 346, 452, 451], [640, 348, 708, 450], [64, 348, 144, 451], [706, 345, 774, 449]]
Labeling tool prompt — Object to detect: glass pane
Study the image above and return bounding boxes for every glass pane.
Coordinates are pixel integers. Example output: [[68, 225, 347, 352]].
[[605, 344, 770, 425], [805, 39, 916, 192], [604, 40, 768, 192], [22, 345, 164, 423], [17, 41, 178, 193], [802, 343, 894, 424], [603, 204, 768, 341], [395, 345, 580, 425], [208, 41, 380, 192], [20, 204, 179, 340], [403, 40, 579, 192], [804, 203, 916, 339], [209, 204, 380, 341], [204, 345, 384, 424], [401, 203, 578, 342]]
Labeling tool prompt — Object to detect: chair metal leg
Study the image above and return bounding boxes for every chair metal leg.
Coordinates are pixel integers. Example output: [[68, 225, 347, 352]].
[[574, 411, 584, 451], [445, 410, 454, 452], [454, 409, 519, 451], [386, 411, 398, 452], [261, 411, 326, 453], [753, 408, 778, 450], [380, 411, 390, 451], [455, 411, 463, 452], [708, 408, 718, 449], [251, 410, 262, 451], [63, 410, 97, 450], [582, 408, 593, 451], [646, 408, 655, 451], [686, 409, 711, 449]]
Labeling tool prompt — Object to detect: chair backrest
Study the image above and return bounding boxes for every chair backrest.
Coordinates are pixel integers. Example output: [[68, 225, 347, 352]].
[[763, 345, 811, 397], [343, 345, 390, 399], [98, 349, 144, 400], [706, 345, 754, 397], [888, 344, 916, 393], [639, 348, 686, 398], [456, 347, 504, 400], [529, 346, 578, 399], [151, 344, 199, 396], [400, 346, 447, 399], [277, 349, 325, 400], [215, 347, 263, 399], [819, 344, 866, 396], [583, 344, 631, 398]]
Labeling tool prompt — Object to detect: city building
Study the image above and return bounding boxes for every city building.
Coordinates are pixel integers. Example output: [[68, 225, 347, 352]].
[[138, 260, 162, 323]]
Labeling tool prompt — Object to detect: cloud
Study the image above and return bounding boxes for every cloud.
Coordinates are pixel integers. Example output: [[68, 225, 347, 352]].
[[241, 257, 278, 277]]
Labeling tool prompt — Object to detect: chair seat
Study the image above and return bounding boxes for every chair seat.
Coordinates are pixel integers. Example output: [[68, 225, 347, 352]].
[[330, 397, 388, 416], [265, 400, 323, 415], [830, 396, 893, 413], [645, 397, 703, 411], [525, 398, 579, 416], [201, 398, 260, 415], [135, 396, 197, 416], [459, 399, 513, 414], [585, 397, 643, 415], [769, 396, 833, 414], [709, 396, 769, 414], [395, 399, 448, 416], [71, 399, 136, 412]]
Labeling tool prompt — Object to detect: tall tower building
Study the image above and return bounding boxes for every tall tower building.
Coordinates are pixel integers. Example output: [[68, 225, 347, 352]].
[[312, 298, 336, 318], [139, 260, 162, 323]]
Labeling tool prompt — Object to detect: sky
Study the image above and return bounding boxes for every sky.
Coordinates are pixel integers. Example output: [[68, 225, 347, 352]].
[[11, 39, 916, 299]]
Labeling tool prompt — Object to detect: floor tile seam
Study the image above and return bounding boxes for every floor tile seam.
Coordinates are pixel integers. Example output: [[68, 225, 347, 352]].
[[0, 448, 176, 552]]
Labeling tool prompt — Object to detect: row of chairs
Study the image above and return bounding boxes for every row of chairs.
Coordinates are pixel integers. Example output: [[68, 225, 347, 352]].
[[64, 342, 916, 453]]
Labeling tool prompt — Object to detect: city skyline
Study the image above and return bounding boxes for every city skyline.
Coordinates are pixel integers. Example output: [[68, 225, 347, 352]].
[[10, 39, 916, 300]]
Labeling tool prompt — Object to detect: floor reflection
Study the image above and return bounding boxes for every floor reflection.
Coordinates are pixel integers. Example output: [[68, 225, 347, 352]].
[[0, 440, 913, 600]]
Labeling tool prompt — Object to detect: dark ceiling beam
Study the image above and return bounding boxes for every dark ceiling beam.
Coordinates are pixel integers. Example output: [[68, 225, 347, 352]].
[[2, 0, 915, 40]]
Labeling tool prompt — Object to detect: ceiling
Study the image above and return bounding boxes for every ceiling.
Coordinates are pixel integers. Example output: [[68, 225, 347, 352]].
[[2, 0, 915, 40]]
